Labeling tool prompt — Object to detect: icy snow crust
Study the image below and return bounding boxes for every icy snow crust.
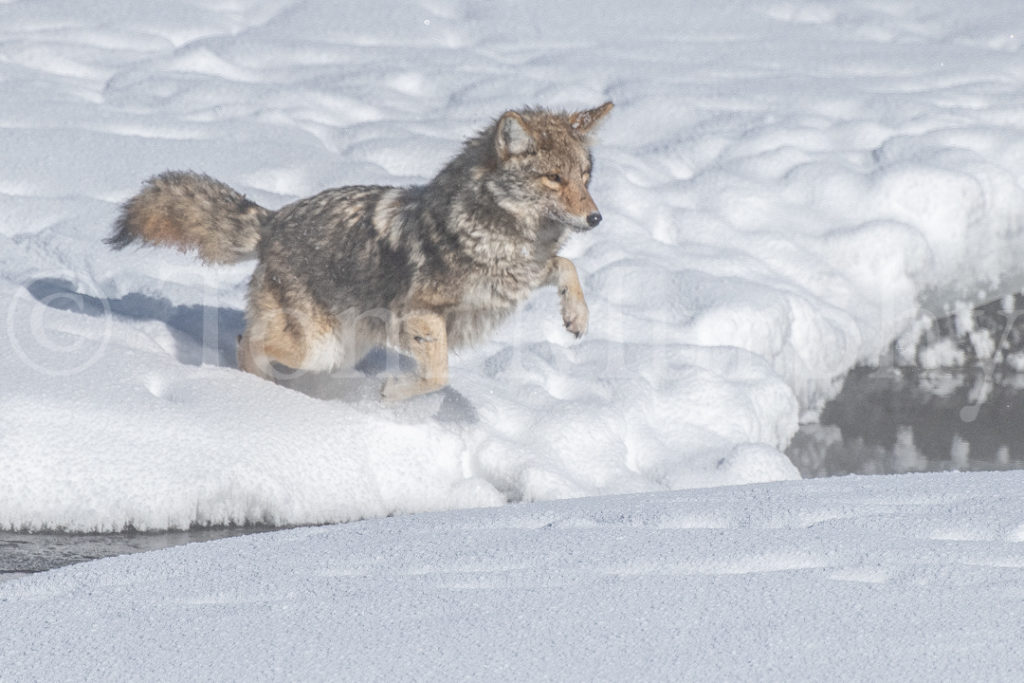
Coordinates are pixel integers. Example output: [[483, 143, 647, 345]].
[[3, 0, 1024, 530], [2, 471, 1024, 680]]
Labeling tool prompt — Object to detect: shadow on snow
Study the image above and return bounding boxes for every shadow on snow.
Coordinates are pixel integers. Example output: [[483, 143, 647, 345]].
[[25, 277, 478, 424]]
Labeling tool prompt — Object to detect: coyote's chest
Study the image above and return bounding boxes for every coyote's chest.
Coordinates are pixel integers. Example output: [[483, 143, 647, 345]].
[[442, 249, 549, 348], [470, 250, 546, 302]]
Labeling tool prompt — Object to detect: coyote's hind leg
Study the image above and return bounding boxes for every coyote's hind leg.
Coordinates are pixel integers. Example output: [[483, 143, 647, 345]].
[[237, 330, 273, 380], [236, 281, 340, 381], [236, 323, 315, 382]]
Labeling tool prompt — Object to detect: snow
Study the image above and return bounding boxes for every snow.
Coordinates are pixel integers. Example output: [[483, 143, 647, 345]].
[[3, 0, 1022, 531], [3, 0, 1024, 676], [3, 470, 1024, 679]]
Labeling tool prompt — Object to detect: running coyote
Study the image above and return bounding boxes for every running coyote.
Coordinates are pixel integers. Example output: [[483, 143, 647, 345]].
[[107, 102, 614, 399]]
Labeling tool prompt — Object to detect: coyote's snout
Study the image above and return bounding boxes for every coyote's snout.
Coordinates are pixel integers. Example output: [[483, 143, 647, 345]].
[[107, 102, 613, 399]]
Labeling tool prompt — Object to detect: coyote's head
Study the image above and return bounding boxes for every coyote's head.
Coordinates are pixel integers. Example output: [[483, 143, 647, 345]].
[[488, 102, 613, 232]]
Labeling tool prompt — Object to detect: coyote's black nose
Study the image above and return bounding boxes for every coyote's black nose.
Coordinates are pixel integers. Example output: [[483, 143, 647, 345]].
[[586, 212, 602, 228]]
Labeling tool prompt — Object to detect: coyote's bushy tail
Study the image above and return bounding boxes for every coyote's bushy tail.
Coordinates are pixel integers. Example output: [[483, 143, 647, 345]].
[[106, 171, 273, 264]]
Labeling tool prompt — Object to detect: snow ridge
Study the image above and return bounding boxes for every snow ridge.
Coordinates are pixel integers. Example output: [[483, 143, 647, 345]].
[[3, 0, 1024, 530], [2, 471, 1023, 680]]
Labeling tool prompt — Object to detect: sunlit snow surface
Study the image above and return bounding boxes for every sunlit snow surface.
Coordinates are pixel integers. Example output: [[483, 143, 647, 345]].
[[3, 0, 1024, 532], [4, 1, 1024, 678], [2, 471, 1024, 679]]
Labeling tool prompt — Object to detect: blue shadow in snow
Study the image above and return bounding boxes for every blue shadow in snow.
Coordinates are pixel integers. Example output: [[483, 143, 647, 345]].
[[24, 277, 478, 423]]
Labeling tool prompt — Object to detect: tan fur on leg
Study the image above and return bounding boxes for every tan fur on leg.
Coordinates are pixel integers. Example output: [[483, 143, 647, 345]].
[[546, 256, 588, 337], [236, 332, 272, 380], [381, 312, 449, 400], [236, 325, 309, 382]]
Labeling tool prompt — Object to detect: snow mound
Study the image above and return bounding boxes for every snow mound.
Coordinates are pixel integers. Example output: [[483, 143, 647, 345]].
[[3, 0, 1024, 530], [2, 471, 1024, 679]]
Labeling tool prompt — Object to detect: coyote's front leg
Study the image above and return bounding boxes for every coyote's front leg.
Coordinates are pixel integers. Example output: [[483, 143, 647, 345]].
[[546, 256, 588, 337], [381, 311, 449, 400]]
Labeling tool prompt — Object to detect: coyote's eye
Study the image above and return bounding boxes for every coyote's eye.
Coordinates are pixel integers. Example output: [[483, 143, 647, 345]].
[[540, 172, 564, 190]]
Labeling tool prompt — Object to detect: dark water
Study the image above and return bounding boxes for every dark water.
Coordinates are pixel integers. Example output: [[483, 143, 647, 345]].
[[788, 367, 1024, 477], [5, 368, 1024, 580], [0, 526, 274, 581]]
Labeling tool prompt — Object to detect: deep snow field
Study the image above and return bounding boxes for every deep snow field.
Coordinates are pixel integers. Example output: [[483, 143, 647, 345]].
[[2, 0, 1024, 678]]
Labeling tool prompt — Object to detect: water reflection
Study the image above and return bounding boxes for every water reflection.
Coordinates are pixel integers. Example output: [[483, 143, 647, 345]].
[[0, 526, 274, 580], [7, 367, 1024, 578], [788, 367, 1024, 477]]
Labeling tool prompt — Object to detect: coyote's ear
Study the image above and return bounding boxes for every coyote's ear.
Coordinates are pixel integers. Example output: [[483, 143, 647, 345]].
[[570, 101, 614, 133], [495, 111, 535, 160]]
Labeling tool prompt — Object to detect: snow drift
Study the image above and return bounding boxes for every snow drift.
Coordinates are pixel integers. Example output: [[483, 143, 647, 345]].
[[3, 0, 1024, 530], [3, 470, 1024, 680]]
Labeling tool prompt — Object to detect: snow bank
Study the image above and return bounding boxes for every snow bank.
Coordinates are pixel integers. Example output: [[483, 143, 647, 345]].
[[4, 0, 1024, 530], [2, 471, 1023, 679]]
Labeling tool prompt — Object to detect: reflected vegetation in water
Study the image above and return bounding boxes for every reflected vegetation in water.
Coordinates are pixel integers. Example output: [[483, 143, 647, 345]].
[[788, 367, 1024, 477]]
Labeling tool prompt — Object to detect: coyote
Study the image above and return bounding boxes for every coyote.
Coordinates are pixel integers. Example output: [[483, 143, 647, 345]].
[[107, 102, 613, 399]]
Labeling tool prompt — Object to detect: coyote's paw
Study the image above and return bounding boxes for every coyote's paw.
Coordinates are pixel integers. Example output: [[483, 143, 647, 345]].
[[381, 377, 417, 401], [561, 296, 589, 338], [381, 376, 444, 401]]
